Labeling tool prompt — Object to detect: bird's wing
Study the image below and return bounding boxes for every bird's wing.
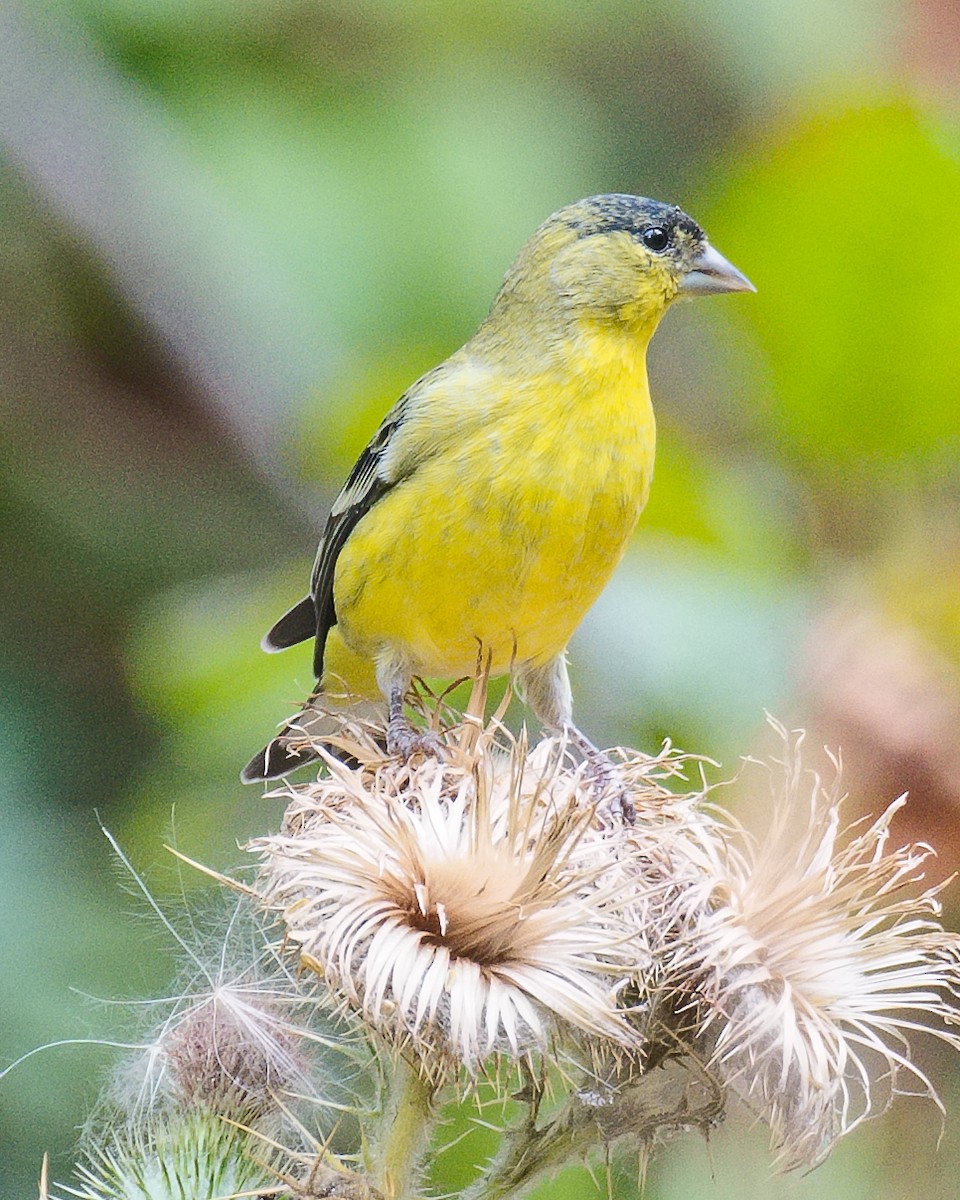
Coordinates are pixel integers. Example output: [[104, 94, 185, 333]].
[[307, 396, 411, 675], [264, 355, 489, 680], [261, 394, 414, 662]]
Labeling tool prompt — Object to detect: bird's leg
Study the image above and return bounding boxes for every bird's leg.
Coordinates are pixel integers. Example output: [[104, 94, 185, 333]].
[[520, 654, 634, 823], [386, 678, 446, 761]]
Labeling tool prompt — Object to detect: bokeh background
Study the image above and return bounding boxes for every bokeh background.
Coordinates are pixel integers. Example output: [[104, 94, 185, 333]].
[[2, 0, 960, 1195]]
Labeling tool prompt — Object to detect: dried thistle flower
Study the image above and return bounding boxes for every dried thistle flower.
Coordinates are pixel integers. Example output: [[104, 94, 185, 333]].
[[162, 982, 300, 1117], [687, 720, 960, 1169], [42, 842, 378, 1200], [68, 832, 358, 1147], [255, 721, 665, 1074], [106, 891, 343, 1130]]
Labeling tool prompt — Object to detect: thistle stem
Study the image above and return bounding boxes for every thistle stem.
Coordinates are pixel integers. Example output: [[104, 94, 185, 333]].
[[462, 1097, 594, 1200], [367, 1055, 436, 1200]]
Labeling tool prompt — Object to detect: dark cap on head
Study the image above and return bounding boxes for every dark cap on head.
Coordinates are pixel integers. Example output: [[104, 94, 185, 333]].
[[558, 194, 705, 246]]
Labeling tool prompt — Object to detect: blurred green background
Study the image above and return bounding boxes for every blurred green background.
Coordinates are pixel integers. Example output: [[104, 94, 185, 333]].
[[3, 0, 960, 1195]]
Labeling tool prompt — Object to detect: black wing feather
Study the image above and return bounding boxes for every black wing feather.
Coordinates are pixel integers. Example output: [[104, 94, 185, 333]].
[[308, 401, 409, 678]]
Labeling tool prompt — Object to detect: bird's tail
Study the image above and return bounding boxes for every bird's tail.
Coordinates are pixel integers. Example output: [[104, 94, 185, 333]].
[[240, 690, 384, 782], [242, 628, 384, 783]]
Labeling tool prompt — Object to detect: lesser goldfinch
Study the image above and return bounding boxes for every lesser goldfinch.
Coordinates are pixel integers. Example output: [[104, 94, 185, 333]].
[[243, 194, 753, 782]]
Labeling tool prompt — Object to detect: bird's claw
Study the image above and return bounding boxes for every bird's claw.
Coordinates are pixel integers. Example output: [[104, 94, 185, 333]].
[[583, 753, 636, 825], [564, 725, 635, 823], [387, 719, 446, 763]]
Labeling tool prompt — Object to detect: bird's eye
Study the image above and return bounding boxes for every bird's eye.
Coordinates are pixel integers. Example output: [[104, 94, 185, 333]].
[[641, 226, 670, 252]]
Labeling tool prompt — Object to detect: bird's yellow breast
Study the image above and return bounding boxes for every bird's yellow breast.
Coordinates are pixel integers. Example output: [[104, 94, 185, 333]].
[[333, 329, 655, 680]]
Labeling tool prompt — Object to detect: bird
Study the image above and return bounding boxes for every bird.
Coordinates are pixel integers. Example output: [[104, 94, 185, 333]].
[[242, 193, 753, 783]]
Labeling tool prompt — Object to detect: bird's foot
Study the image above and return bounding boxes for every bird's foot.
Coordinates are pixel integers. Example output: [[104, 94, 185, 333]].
[[566, 727, 635, 824], [583, 754, 636, 825], [387, 715, 446, 763]]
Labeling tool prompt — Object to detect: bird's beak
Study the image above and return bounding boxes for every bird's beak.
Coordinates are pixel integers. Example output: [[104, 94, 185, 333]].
[[680, 242, 756, 295]]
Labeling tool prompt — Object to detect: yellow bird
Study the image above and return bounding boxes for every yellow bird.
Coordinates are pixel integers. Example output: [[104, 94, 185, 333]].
[[243, 194, 753, 783]]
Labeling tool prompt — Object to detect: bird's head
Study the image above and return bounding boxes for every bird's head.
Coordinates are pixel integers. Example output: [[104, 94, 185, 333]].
[[489, 194, 753, 344]]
